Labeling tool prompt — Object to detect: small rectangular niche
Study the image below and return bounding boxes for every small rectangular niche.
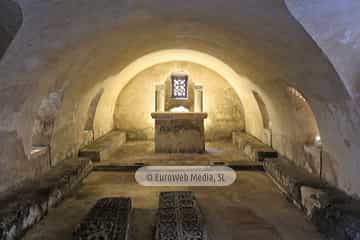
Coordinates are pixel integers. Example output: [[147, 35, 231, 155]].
[[81, 130, 94, 147], [30, 145, 51, 173], [303, 144, 322, 177], [31, 145, 49, 158]]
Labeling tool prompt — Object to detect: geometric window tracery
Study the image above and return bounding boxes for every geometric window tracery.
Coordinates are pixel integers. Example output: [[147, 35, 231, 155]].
[[171, 74, 188, 99]]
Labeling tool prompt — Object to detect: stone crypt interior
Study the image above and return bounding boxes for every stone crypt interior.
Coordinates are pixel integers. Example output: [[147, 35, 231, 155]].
[[1, 0, 360, 240]]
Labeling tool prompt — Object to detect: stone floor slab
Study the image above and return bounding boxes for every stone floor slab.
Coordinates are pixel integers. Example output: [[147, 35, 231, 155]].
[[23, 171, 324, 240], [73, 197, 131, 240]]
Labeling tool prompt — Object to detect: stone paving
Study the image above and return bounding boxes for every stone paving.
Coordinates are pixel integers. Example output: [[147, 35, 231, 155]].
[[93, 140, 262, 168], [23, 171, 325, 240]]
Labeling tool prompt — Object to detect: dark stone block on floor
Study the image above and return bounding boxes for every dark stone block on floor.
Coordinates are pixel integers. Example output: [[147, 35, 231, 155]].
[[155, 191, 208, 240], [0, 157, 92, 240], [73, 198, 131, 240], [256, 151, 278, 162]]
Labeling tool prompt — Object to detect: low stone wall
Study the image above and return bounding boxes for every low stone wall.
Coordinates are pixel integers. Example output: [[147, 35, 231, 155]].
[[79, 130, 126, 161], [232, 131, 278, 161], [0, 157, 92, 240], [265, 157, 360, 240]]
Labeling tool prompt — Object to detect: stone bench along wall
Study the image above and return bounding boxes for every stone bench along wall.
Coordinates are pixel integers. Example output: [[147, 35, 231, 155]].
[[235, 130, 360, 240], [232, 131, 278, 161], [265, 157, 360, 240], [79, 131, 126, 162], [0, 157, 92, 240]]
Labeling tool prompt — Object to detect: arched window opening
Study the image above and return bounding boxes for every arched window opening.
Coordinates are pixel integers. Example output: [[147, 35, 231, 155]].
[[31, 90, 64, 167], [84, 88, 104, 131], [83, 88, 104, 144], [286, 86, 323, 177], [252, 91, 270, 129], [286, 86, 320, 143]]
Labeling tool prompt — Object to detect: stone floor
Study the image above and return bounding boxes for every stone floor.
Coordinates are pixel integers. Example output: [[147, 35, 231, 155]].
[[24, 170, 325, 240], [22, 141, 325, 239], [95, 140, 260, 167]]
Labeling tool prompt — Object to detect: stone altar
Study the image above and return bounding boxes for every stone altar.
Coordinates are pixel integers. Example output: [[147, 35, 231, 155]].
[[151, 112, 208, 153]]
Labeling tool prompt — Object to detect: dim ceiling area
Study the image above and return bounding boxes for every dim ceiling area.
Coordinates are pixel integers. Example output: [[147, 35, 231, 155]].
[[0, 0, 359, 199], [0, 0, 22, 59]]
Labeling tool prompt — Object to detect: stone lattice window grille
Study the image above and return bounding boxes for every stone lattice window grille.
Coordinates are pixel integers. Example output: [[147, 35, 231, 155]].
[[171, 74, 188, 99]]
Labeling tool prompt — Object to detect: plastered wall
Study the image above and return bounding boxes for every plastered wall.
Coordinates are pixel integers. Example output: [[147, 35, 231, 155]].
[[114, 62, 246, 140], [0, 0, 358, 197]]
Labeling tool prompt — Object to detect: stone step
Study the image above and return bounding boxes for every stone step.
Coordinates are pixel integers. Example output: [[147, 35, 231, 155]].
[[79, 131, 126, 162], [0, 157, 92, 240], [232, 131, 277, 161], [93, 161, 264, 172], [155, 191, 208, 240], [73, 198, 132, 240]]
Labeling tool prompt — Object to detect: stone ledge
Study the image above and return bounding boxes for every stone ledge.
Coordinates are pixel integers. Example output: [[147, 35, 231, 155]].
[[264, 157, 325, 204], [265, 157, 360, 240], [232, 131, 277, 161], [79, 130, 126, 162], [0, 157, 92, 240], [151, 112, 208, 120]]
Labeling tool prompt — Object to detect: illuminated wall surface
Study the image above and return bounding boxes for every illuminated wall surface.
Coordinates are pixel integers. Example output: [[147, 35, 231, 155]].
[[114, 61, 246, 140], [0, 0, 359, 197]]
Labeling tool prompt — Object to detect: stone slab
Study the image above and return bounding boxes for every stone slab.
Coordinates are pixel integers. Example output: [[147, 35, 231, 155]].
[[155, 191, 208, 240], [73, 198, 131, 240], [232, 131, 277, 161], [79, 131, 126, 162], [0, 157, 92, 240]]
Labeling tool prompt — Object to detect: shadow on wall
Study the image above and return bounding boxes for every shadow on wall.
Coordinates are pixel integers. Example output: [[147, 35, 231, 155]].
[[251, 91, 272, 146], [252, 91, 270, 129], [84, 88, 104, 133], [0, 0, 22, 59]]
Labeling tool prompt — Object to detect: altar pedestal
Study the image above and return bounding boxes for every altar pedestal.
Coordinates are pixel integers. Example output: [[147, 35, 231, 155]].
[[151, 112, 208, 153]]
